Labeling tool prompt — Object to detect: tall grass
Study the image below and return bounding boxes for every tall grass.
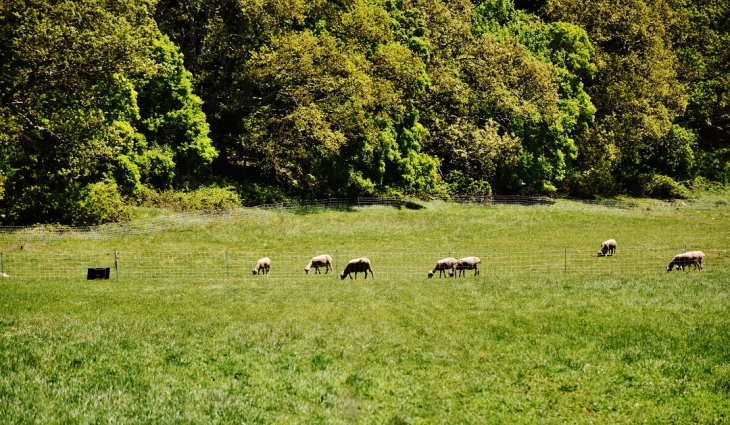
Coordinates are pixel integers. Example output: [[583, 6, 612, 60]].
[[1, 203, 729, 422]]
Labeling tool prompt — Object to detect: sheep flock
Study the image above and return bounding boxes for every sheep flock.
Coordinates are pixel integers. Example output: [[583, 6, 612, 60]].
[[246, 238, 708, 278]]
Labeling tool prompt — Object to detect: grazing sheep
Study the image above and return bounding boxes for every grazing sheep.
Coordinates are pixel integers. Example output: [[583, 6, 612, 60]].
[[252, 257, 271, 275], [597, 239, 617, 257], [666, 251, 705, 272], [453, 257, 481, 277], [305, 254, 333, 275], [0, 273, 8, 278], [340, 258, 374, 280], [428, 257, 458, 278]]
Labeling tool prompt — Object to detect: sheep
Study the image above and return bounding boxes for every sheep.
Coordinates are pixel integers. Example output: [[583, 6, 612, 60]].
[[305, 254, 333, 275], [340, 258, 374, 280], [597, 239, 617, 257], [453, 256, 481, 277], [252, 257, 271, 275], [666, 251, 705, 272], [428, 257, 458, 278]]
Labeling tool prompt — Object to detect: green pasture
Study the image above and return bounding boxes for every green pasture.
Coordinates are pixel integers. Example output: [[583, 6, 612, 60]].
[[1, 203, 730, 422]]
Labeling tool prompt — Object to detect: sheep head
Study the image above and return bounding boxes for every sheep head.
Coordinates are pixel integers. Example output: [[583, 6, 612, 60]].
[[428, 271, 434, 278], [305, 267, 311, 275]]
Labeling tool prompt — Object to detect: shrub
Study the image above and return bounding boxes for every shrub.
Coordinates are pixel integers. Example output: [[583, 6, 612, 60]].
[[641, 174, 690, 199], [237, 182, 289, 206], [443, 170, 492, 196], [72, 181, 132, 225], [135, 186, 241, 211]]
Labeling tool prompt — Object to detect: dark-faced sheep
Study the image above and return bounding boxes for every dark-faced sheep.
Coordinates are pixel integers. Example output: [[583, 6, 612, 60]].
[[252, 257, 271, 275], [597, 239, 617, 257], [340, 258, 373, 280], [305, 254, 333, 275], [666, 251, 705, 272], [428, 257, 458, 278], [453, 256, 481, 277]]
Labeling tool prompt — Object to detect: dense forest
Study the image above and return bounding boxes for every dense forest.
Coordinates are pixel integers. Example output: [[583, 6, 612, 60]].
[[1, 0, 728, 224]]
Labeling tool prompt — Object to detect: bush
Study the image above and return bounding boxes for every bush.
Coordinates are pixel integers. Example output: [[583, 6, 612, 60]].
[[236, 182, 289, 206], [641, 174, 690, 199], [135, 186, 241, 211], [443, 170, 492, 196], [72, 181, 132, 225]]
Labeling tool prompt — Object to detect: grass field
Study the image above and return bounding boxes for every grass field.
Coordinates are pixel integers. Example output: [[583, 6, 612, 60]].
[[1, 203, 730, 422]]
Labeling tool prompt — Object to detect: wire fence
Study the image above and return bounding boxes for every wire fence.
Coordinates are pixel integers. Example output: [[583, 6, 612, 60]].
[[0, 195, 728, 244], [1, 246, 727, 280]]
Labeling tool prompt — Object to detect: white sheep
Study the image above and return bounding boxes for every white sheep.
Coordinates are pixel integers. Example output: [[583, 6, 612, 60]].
[[252, 257, 271, 275], [666, 251, 705, 272], [453, 256, 481, 277], [597, 239, 617, 257], [340, 258, 374, 280], [305, 254, 333, 275], [428, 257, 458, 278]]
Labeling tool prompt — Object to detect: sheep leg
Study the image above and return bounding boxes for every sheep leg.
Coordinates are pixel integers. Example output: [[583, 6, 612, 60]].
[[475, 265, 480, 276]]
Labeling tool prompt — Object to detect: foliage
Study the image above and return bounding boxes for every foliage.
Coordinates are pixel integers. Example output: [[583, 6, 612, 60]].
[[71, 180, 133, 225], [640, 174, 690, 199], [136, 35, 217, 187], [443, 170, 492, 196], [134, 186, 241, 211], [1, 0, 728, 224], [542, 0, 696, 195], [0, 0, 215, 225]]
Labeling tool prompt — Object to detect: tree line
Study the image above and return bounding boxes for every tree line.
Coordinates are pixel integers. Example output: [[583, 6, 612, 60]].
[[1, 0, 728, 224]]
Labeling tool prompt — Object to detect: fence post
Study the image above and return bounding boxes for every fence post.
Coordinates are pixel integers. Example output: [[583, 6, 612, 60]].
[[261, 205, 264, 219], [114, 251, 119, 280], [225, 250, 230, 278], [39, 225, 44, 242], [1, 252, 4, 276], [684, 244, 687, 253], [564, 249, 567, 274], [358, 197, 361, 208], [89, 226, 96, 241], [336, 249, 339, 277]]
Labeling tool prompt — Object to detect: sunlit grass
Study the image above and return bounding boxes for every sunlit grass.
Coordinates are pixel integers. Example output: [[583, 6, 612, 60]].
[[1, 203, 729, 422]]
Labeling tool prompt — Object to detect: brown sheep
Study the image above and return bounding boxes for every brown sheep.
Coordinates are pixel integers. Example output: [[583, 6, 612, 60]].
[[666, 251, 705, 272], [597, 239, 617, 257], [453, 256, 481, 277], [428, 257, 458, 278], [340, 258, 374, 280], [252, 257, 271, 275], [305, 254, 333, 275]]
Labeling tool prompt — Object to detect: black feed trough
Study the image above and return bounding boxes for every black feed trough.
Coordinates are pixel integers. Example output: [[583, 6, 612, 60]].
[[87, 267, 110, 280]]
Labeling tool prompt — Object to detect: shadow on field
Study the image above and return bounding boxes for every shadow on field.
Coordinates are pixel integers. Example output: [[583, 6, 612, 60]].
[[400, 201, 426, 210]]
